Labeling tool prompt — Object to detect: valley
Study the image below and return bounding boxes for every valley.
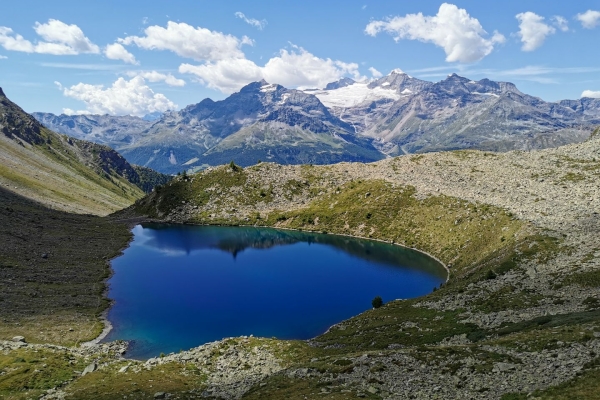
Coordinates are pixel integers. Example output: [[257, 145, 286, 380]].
[[0, 85, 599, 399], [3, 1, 600, 398]]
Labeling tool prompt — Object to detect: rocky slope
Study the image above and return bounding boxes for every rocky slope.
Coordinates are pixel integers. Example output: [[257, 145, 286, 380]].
[[0, 87, 167, 215]]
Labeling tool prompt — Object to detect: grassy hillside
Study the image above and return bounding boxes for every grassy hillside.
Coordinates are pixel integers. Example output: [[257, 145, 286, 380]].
[[0, 88, 149, 215], [132, 165, 173, 193]]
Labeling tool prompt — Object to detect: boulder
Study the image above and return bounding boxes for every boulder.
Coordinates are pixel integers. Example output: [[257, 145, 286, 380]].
[[82, 362, 97, 376]]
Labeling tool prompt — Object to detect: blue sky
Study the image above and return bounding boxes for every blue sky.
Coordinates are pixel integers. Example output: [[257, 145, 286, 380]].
[[1, 0, 600, 115]]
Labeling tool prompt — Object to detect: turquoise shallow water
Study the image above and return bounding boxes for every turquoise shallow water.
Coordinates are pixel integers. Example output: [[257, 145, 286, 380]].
[[103, 224, 447, 359]]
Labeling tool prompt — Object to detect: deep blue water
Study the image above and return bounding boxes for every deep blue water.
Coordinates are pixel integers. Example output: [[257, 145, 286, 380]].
[[103, 224, 446, 359]]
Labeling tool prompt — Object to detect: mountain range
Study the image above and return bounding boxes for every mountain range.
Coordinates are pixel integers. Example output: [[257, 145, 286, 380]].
[[34, 70, 600, 174]]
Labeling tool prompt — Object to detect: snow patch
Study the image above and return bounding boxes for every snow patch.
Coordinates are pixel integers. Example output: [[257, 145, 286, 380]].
[[473, 92, 499, 97], [183, 157, 199, 166], [306, 83, 401, 108], [169, 151, 177, 165], [279, 93, 290, 104], [260, 84, 277, 93], [401, 88, 413, 94]]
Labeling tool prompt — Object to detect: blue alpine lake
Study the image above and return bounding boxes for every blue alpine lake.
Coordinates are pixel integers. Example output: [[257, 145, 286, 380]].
[[103, 224, 447, 359]]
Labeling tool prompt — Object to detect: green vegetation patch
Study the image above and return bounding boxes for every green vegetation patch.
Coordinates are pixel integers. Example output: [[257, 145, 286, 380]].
[[490, 323, 600, 353], [266, 179, 524, 275], [313, 300, 483, 351], [65, 362, 206, 400], [243, 374, 379, 400], [135, 165, 249, 217], [132, 165, 173, 193], [560, 268, 600, 288], [0, 347, 86, 400], [502, 365, 600, 400], [496, 310, 600, 337]]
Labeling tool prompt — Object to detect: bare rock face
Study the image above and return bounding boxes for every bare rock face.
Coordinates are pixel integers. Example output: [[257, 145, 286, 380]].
[[1, 90, 44, 145], [333, 73, 600, 156]]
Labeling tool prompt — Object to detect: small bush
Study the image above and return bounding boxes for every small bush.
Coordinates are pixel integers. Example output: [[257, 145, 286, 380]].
[[372, 296, 383, 309], [229, 160, 241, 172], [467, 330, 486, 342]]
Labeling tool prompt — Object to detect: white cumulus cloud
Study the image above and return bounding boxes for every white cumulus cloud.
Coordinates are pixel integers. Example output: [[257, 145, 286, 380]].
[[369, 67, 383, 78], [263, 48, 362, 89], [0, 27, 35, 52], [58, 76, 177, 116], [125, 70, 185, 87], [34, 19, 100, 54], [180, 47, 361, 93], [105, 43, 138, 64], [62, 108, 91, 115], [582, 90, 600, 98], [0, 55, 7, 59], [119, 21, 361, 94], [516, 12, 555, 52], [364, 3, 505, 63], [120, 21, 252, 62], [0, 20, 99, 55], [577, 10, 600, 29], [179, 58, 263, 93], [235, 12, 267, 30]]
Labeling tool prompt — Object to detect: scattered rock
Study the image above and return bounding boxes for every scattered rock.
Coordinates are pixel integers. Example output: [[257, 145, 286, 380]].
[[12, 336, 25, 343], [82, 362, 97, 376], [154, 392, 166, 399]]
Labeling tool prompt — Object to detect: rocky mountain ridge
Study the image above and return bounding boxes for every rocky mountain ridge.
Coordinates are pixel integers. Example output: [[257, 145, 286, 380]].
[[34, 71, 600, 174], [329, 72, 599, 155], [36, 80, 384, 173]]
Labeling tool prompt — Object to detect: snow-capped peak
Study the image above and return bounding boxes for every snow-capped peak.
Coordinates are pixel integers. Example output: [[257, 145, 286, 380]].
[[390, 68, 405, 75]]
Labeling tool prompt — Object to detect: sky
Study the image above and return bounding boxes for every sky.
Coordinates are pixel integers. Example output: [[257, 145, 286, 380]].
[[1, 0, 600, 116]]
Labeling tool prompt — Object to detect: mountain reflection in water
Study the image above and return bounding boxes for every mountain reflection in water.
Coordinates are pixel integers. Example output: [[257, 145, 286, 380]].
[[139, 223, 446, 279]]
